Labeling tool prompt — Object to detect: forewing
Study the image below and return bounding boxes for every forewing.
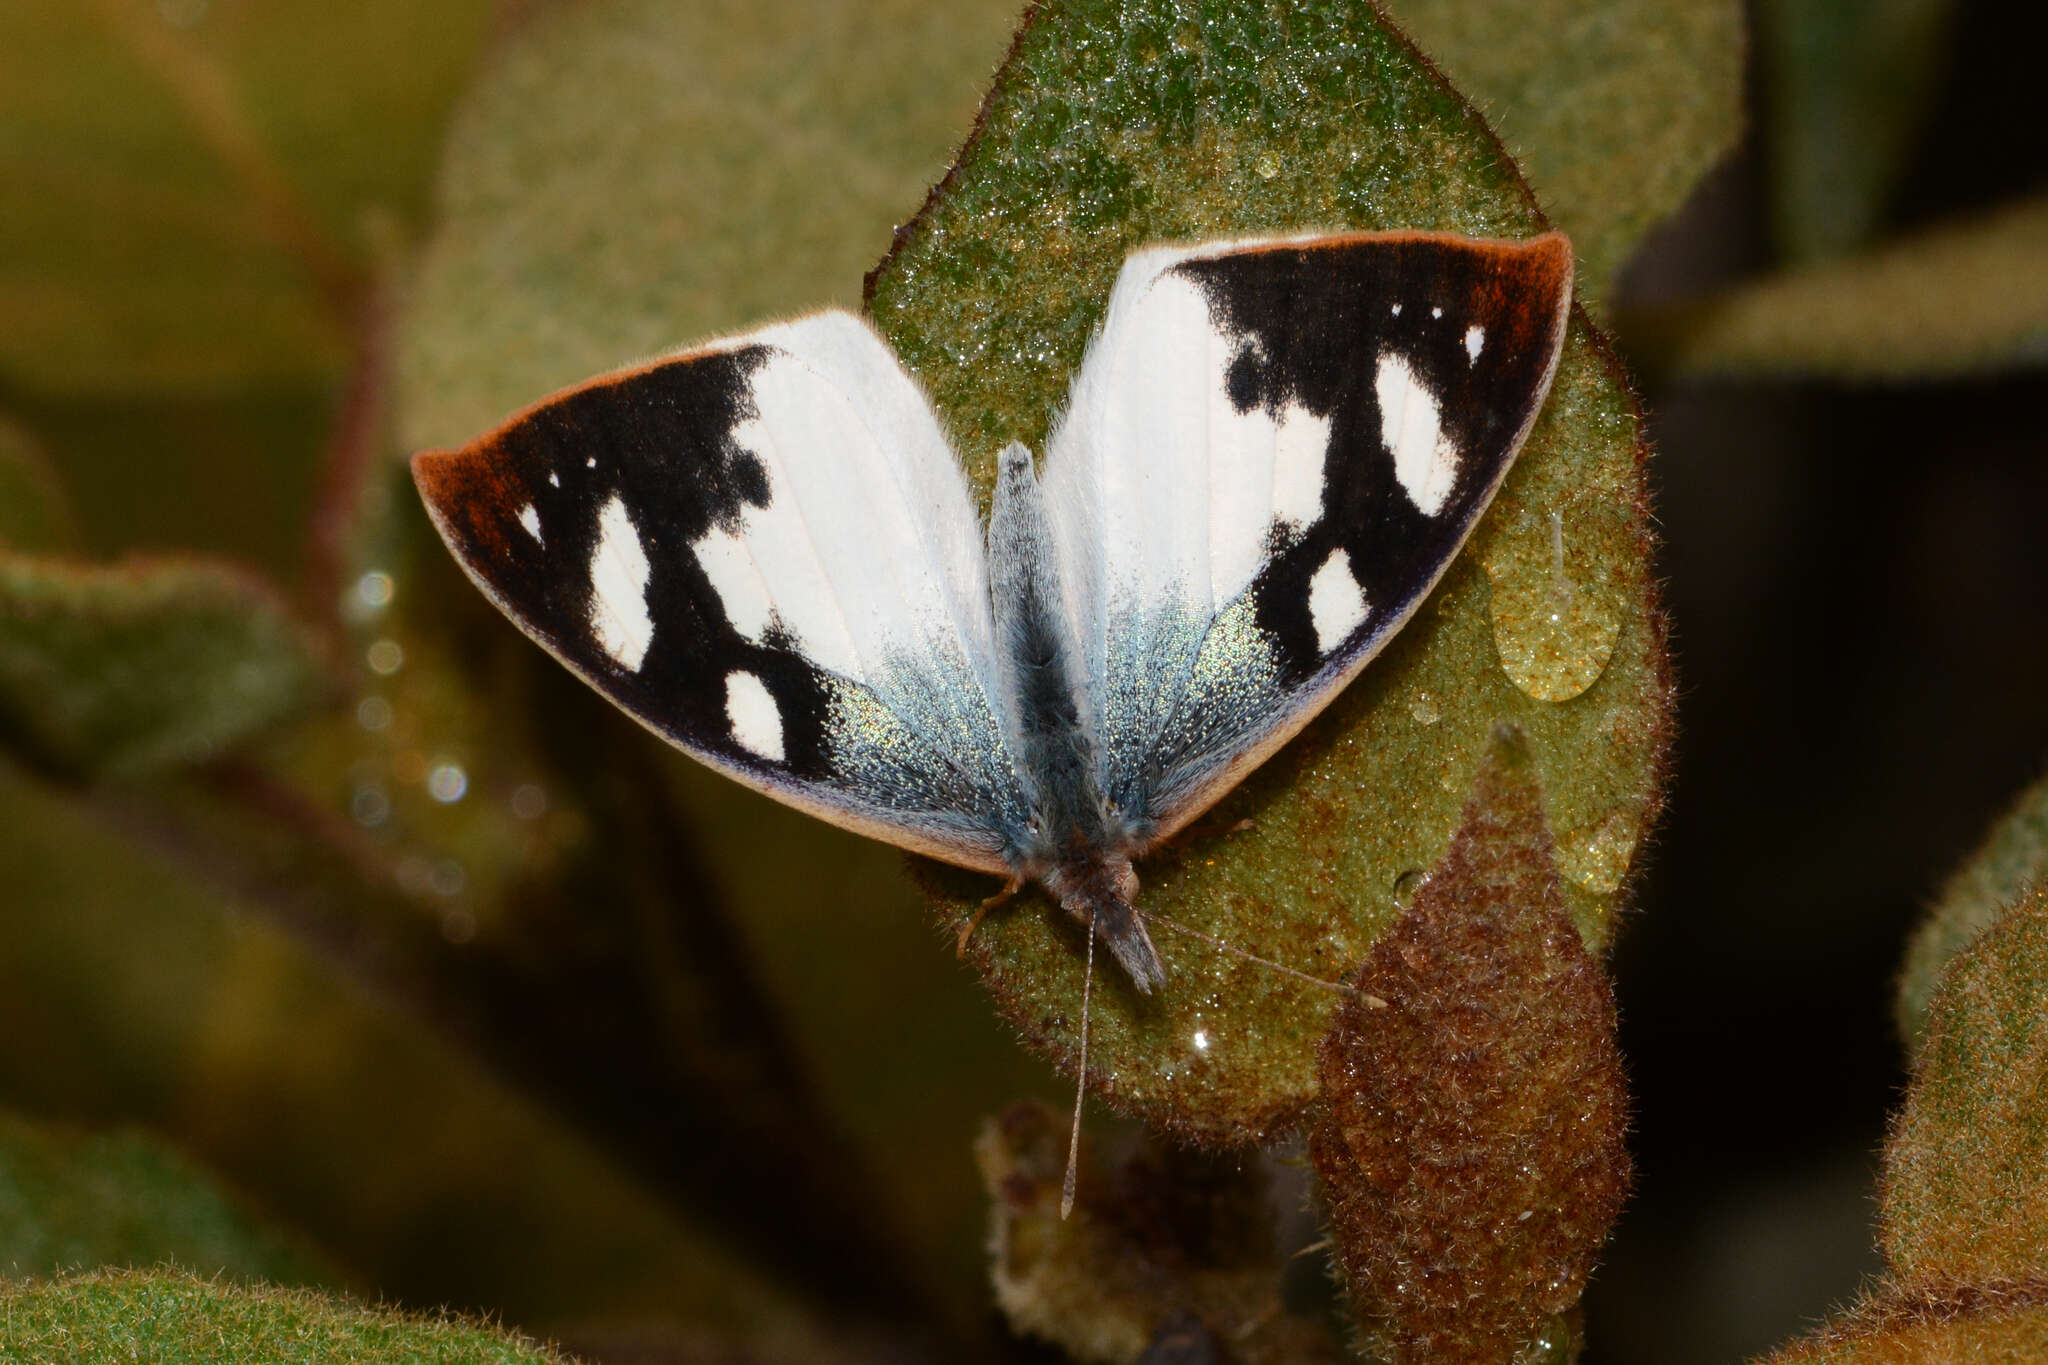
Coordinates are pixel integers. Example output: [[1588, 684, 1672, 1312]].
[[413, 312, 1024, 872], [1040, 231, 1574, 838]]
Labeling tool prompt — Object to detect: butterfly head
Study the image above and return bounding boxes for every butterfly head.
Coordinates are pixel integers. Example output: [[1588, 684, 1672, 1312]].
[[1045, 853, 1166, 993]]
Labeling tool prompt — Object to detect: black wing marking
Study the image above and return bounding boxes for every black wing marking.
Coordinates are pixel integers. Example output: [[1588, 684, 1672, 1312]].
[[1041, 231, 1574, 837], [413, 313, 1027, 872]]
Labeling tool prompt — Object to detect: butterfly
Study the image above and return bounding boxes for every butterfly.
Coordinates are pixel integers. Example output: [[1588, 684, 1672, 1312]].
[[414, 229, 1574, 996]]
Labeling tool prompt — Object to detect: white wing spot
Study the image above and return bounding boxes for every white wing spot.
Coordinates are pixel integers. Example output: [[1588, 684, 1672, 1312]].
[[588, 495, 654, 670], [1269, 400, 1332, 528], [585, 456, 596, 468], [1390, 302, 1403, 316], [692, 523, 774, 641], [547, 472, 560, 488], [723, 670, 785, 762], [1430, 305, 1444, 319], [1465, 325, 1485, 363], [1307, 548, 1370, 652], [517, 503, 542, 543], [1375, 351, 1460, 516]]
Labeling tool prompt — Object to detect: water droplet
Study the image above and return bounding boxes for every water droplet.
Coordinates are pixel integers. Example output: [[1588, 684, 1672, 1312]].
[[356, 696, 394, 732], [1408, 691, 1441, 725], [509, 783, 547, 820], [430, 859, 466, 897], [1254, 150, 1281, 179], [395, 855, 434, 897], [366, 638, 404, 676], [1557, 811, 1641, 894], [1392, 867, 1428, 907], [356, 571, 394, 610], [350, 785, 390, 828], [1485, 507, 1622, 702], [427, 763, 468, 803]]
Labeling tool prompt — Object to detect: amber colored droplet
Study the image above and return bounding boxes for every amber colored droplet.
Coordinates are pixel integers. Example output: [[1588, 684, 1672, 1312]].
[[1309, 736, 1631, 1364]]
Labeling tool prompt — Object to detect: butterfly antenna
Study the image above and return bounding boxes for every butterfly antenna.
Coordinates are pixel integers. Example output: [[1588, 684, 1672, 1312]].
[[1063, 907, 1095, 1220], [1127, 905, 1382, 1001]]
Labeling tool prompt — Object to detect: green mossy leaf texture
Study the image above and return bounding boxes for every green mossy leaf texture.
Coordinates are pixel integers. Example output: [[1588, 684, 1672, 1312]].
[[0, 554, 317, 778], [0, 1109, 333, 1285], [884, 0, 1668, 1141], [1635, 194, 2048, 381], [1309, 736, 1628, 1364], [0, 0, 494, 395], [0, 1267, 567, 1364], [1882, 889, 2048, 1289], [1384, 0, 1743, 306], [1898, 769, 2048, 1049]]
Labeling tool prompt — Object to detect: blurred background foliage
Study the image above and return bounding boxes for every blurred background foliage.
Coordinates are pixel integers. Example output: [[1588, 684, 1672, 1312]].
[[1, 0, 2045, 1361]]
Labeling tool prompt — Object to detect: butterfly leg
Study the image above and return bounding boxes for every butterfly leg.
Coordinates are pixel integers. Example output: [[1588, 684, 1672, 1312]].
[[957, 876, 1025, 957]]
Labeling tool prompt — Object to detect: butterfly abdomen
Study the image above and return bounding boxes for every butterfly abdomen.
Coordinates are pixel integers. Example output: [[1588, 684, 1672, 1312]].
[[987, 443, 1103, 859]]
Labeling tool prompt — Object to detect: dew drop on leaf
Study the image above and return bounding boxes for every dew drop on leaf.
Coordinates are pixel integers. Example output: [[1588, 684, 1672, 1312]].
[[1486, 507, 1622, 702], [1556, 811, 1642, 895]]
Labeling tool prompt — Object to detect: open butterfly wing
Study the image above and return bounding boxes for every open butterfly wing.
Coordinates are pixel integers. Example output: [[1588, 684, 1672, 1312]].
[[1040, 231, 1574, 840], [413, 313, 1024, 873]]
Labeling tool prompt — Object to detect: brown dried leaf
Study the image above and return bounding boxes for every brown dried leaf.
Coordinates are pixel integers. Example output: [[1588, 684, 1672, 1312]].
[[975, 1102, 1346, 1365], [1309, 733, 1629, 1364]]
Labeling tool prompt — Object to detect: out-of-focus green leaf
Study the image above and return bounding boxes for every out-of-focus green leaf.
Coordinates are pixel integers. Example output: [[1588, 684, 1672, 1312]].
[[0, 0, 494, 395], [0, 757, 854, 1339], [1632, 194, 2048, 381], [0, 1268, 566, 1364], [1383, 0, 1743, 307], [0, 1109, 334, 1285], [1897, 770, 2048, 1049], [0, 417, 79, 554], [397, 0, 1027, 453], [1758, 1290, 2048, 1365], [1759, 0, 1958, 264], [0, 555, 318, 778], [874, 0, 1669, 1142], [1883, 888, 2048, 1288]]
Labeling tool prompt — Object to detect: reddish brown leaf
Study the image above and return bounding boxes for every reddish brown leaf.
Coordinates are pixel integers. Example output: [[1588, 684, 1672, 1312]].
[[1310, 734, 1629, 1364]]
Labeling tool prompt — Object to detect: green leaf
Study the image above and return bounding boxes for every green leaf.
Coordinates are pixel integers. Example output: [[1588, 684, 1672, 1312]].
[[1309, 735, 1626, 1364], [1629, 194, 2048, 381], [0, 417, 79, 555], [0, 554, 317, 778], [0, 0, 494, 395], [1757, 1288, 2048, 1365], [1883, 888, 2048, 1288], [1381, 0, 1743, 307], [0, 1109, 333, 1285], [397, 0, 1028, 454], [0, 1268, 566, 1364], [879, 0, 1669, 1142], [1758, 0, 1958, 264], [0, 759, 848, 1340], [1897, 769, 2048, 1049]]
